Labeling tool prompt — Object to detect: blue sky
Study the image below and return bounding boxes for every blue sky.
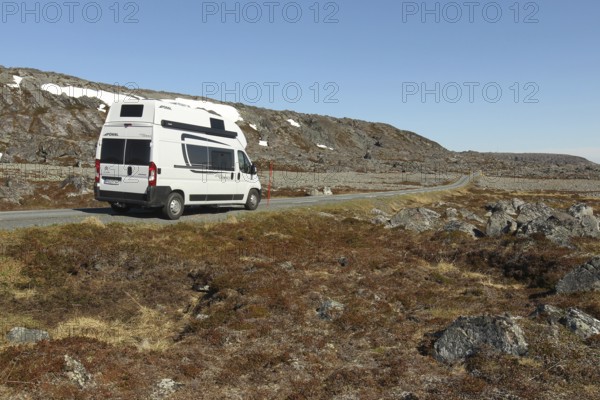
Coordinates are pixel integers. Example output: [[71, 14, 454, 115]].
[[2, 0, 599, 162]]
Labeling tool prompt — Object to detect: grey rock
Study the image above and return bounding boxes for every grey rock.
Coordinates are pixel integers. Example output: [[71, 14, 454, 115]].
[[150, 378, 184, 400], [485, 199, 524, 215], [371, 208, 391, 217], [389, 207, 441, 233], [279, 261, 294, 270], [530, 304, 600, 339], [579, 215, 600, 238], [323, 187, 333, 196], [307, 188, 322, 197], [6, 327, 50, 344], [460, 208, 485, 223], [529, 304, 565, 324], [445, 208, 458, 219], [444, 220, 485, 238], [486, 211, 517, 237], [317, 299, 345, 321], [568, 203, 594, 219], [64, 355, 95, 389], [371, 215, 390, 226], [516, 202, 554, 225], [338, 257, 349, 267], [556, 257, 600, 293], [518, 213, 575, 246], [560, 308, 600, 339], [433, 315, 528, 364]]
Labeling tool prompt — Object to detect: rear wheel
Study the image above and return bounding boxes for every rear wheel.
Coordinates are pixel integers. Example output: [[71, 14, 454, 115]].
[[244, 189, 260, 211], [111, 202, 130, 214], [162, 192, 184, 220]]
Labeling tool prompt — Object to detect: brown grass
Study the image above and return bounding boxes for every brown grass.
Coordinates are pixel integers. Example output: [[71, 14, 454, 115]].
[[0, 189, 598, 398]]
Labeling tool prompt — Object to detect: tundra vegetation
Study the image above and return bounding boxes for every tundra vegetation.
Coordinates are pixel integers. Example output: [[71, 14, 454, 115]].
[[0, 188, 599, 399]]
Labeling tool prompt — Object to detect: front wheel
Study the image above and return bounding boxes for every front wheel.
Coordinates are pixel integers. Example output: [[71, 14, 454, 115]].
[[111, 202, 130, 214], [162, 192, 184, 220], [244, 189, 260, 211]]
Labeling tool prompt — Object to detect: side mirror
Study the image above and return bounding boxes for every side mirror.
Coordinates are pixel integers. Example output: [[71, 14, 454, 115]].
[[250, 165, 257, 175]]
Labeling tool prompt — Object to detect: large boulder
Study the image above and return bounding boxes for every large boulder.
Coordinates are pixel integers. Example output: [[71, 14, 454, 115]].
[[556, 257, 600, 294], [389, 208, 441, 233], [517, 211, 577, 247], [433, 315, 528, 364], [516, 202, 554, 225], [486, 211, 517, 237], [561, 308, 600, 339]]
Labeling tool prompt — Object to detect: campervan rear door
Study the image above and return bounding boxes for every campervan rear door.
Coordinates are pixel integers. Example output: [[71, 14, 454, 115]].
[[98, 127, 152, 198]]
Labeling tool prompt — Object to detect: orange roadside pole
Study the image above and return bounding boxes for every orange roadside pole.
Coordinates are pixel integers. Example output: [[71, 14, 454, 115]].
[[267, 162, 273, 206]]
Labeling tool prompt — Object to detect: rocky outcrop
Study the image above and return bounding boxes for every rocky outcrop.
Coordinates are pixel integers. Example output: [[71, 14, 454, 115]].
[[317, 299, 345, 321], [531, 305, 600, 339], [433, 315, 528, 364], [389, 208, 441, 232], [556, 257, 600, 294], [482, 200, 600, 246], [64, 355, 95, 389]]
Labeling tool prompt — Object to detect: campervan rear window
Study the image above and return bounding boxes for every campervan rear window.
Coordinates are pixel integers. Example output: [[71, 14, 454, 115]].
[[100, 139, 125, 164], [120, 104, 144, 117], [125, 140, 151, 165], [100, 138, 150, 166]]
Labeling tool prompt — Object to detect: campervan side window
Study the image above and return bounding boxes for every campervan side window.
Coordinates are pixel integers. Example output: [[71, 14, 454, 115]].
[[125, 140, 151, 166], [210, 149, 234, 171], [100, 139, 125, 164], [187, 145, 209, 167]]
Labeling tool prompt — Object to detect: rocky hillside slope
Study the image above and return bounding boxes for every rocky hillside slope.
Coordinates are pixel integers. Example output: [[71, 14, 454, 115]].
[[1, 66, 597, 178]]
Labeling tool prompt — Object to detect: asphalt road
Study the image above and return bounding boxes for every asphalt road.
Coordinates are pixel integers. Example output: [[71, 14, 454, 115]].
[[0, 174, 475, 231]]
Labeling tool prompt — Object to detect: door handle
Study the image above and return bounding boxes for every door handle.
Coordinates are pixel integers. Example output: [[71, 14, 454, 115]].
[[231, 172, 234, 180], [127, 166, 133, 176], [237, 173, 241, 180]]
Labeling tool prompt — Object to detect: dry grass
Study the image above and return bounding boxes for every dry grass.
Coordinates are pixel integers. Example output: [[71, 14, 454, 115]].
[[0, 189, 598, 398]]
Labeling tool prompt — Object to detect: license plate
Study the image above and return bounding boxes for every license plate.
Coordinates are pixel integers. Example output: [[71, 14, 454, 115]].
[[104, 179, 120, 185]]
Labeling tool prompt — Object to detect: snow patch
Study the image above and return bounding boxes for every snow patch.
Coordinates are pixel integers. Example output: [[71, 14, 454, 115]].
[[317, 144, 334, 151], [161, 98, 243, 122], [287, 119, 301, 128], [7, 75, 23, 88], [249, 124, 258, 131], [0, 153, 3, 161], [98, 104, 107, 113], [40, 84, 244, 123], [259, 140, 268, 147]]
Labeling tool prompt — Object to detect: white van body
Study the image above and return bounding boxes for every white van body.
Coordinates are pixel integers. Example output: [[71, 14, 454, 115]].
[[94, 100, 261, 219]]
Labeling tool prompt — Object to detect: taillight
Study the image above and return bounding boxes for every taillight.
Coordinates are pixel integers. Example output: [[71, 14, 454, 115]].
[[95, 159, 100, 184], [148, 162, 157, 187]]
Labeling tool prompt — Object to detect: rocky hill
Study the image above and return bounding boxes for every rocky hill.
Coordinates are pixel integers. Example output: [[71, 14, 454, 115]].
[[1, 66, 597, 178]]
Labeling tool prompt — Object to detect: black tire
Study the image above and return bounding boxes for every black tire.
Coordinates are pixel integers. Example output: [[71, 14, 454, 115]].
[[111, 202, 130, 214], [162, 192, 184, 220], [245, 189, 260, 211]]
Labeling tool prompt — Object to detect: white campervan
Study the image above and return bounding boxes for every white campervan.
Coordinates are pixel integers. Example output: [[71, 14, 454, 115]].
[[94, 100, 261, 220]]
